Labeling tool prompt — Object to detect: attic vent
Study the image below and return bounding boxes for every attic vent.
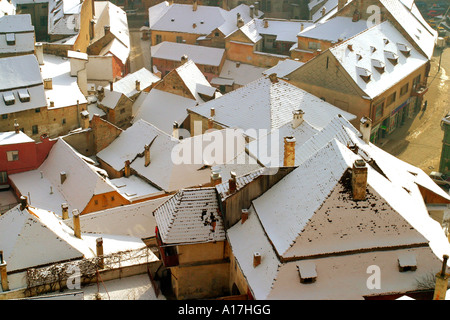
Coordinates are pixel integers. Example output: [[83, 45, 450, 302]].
[[397, 43, 411, 57], [372, 59, 385, 74], [6, 33, 15, 45], [297, 261, 317, 284], [347, 44, 353, 51], [398, 254, 417, 272], [17, 88, 30, 102], [44, 78, 53, 89], [385, 51, 399, 65], [356, 54, 362, 61], [370, 46, 376, 53], [171, 18, 175, 22], [200, 20, 204, 24], [383, 38, 389, 45], [2, 91, 15, 105]]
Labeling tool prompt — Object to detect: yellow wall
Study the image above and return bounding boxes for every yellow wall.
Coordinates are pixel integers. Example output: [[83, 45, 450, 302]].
[[152, 30, 201, 46], [81, 191, 130, 214]]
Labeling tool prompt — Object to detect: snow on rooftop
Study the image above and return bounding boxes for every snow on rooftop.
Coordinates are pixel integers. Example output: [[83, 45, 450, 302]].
[[110, 175, 163, 202], [151, 42, 225, 67], [175, 59, 215, 103], [0, 54, 42, 91], [154, 188, 225, 245], [255, 19, 313, 43], [214, 60, 267, 87], [189, 76, 356, 140], [112, 68, 160, 98], [98, 88, 125, 110], [330, 21, 429, 99], [132, 89, 197, 135], [263, 59, 304, 78], [0, 130, 34, 145], [41, 54, 87, 109]]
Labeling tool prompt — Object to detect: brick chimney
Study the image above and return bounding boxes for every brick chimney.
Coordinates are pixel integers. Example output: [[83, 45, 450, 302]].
[[208, 117, 214, 130], [109, 81, 113, 91], [97, 86, 105, 101], [104, 25, 110, 35], [253, 252, 261, 267], [433, 255, 449, 300], [181, 54, 189, 64], [124, 160, 131, 177], [135, 80, 141, 91], [352, 9, 360, 22], [72, 209, 81, 239], [292, 109, 305, 129], [237, 13, 244, 27], [228, 171, 237, 193], [193, 0, 197, 11], [210, 170, 222, 186], [268, 73, 278, 83], [96, 237, 104, 269], [250, 4, 254, 18], [360, 117, 372, 144], [210, 107, 215, 118], [264, 19, 269, 28], [0, 253, 9, 292], [14, 120, 19, 134], [144, 144, 150, 167], [80, 110, 90, 130], [19, 195, 28, 211], [351, 159, 367, 201], [61, 203, 69, 220], [283, 136, 296, 167], [241, 209, 249, 224]]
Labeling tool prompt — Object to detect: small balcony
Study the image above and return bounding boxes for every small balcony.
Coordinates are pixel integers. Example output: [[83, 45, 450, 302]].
[[411, 83, 428, 97]]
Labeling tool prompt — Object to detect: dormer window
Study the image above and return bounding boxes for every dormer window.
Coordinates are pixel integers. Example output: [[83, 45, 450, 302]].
[[6, 33, 15, 45], [17, 88, 30, 103], [398, 254, 417, 272], [357, 67, 372, 83], [385, 50, 399, 65], [372, 59, 385, 74], [2, 91, 15, 105], [397, 43, 411, 57]]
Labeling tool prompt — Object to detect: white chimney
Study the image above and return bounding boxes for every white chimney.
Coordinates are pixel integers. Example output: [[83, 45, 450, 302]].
[[35, 42, 44, 65], [250, 5, 254, 18], [173, 121, 179, 139], [292, 109, 305, 129], [360, 117, 372, 144]]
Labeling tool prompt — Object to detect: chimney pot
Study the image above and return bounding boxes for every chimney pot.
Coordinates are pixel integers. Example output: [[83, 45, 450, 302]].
[[144, 144, 150, 167], [61, 203, 69, 220], [210, 170, 222, 186], [96, 237, 104, 269], [210, 107, 215, 117], [264, 19, 269, 28], [241, 209, 249, 224], [292, 109, 305, 129], [73, 209, 81, 239], [135, 80, 141, 91], [124, 160, 131, 177], [109, 81, 113, 91]]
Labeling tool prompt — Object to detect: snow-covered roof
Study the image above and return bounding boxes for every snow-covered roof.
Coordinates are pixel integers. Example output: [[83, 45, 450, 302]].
[[311, 0, 339, 22], [379, 0, 437, 59], [65, 195, 171, 239], [0, 0, 15, 16], [298, 16, 368, 43], [0, 130, 34, 145], [263, 59, 304, 78], [98, 88, 126, 110], [153, 188, 225, 245], [151, 41, 225, 67], [41, 54, 88, 109], [48, 0, 81, 36], [110, 175, 163, 202], [149, 1, 262, 37], [212, 60, 267, 87], [173, 59, 215, 103], [0, 14, 34, 55], [9, 138, 120, 216], [189, 76, 356, 140], [256, 19, 314, 43], [132, 89, 197, 135], [112, 68, 160, 98], [329, 21, 428, 99], [228, 136, 450, 299]]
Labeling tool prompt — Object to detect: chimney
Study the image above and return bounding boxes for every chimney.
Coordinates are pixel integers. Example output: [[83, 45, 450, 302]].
[[44, 78, 53, 89], [124, 160, 131, 177], [0, 254, 9, 292], [109, 81, 113, 91], [228, 171, 237, 193], [80, 110, 90, 129], [351, 159, 367, 201], [338, 0, 346, 10], [237, 13, 244, 28], [193, 0, 197, 11], [135, 80, 141, 91], [61, 203, 69, 220], [254, 2, 259, 12], [210, 170, 222, 186], [96, 237, 104, 269], [222, 0, 228, 10], [35, 42, 44, 65], [104, 25, 110, 34], [208, 117, 214, 130], [352, 9, 360, 22], [433, 255, 449, 300], [321, 7, 326, 16], [250, 5, 254, 18], [360, 117, 372, 144], [173, 121, 179, 139], [210, 107, 215, 118], [283, 136, 296, 167], [72, 209, 81, 239], [292, 109, 305, 129], [14, 120, 19, 134], [144, 144, 150, 167], [241, 209, 249, 224], [264, 19, 269, 28], [49, 101, 55, 108], [97, 86, 105, 101], [300, 23, 304, 32], [60, 171, 67, 184], [19, 195, 28, 211], [269, 73, 278, 83], [253, 252, 261, 267], [181, 54, 189, 64]]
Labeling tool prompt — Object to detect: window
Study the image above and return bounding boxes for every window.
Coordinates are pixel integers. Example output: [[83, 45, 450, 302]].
[[386, 92, 396, 106], [6, 150, 19, 162], [6, 33, 15, 45], [0, 172, 7, 184], [412, 74, 421, 89], [35, 108, 40, 113], [215, 32, 220, 37], [32, 125, 38, 134], [120, 108, 126, 114], [62, 118, 66, 125], [308, 42, 321, 50], [398, 254, 417, 272], [373, 100, 384, 121], [2, 114, 7, 120], [400, 83, 409, 96], [40, 16, 47, 26], [155, 34, 162, 44], [176, 36, 183, 43]]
